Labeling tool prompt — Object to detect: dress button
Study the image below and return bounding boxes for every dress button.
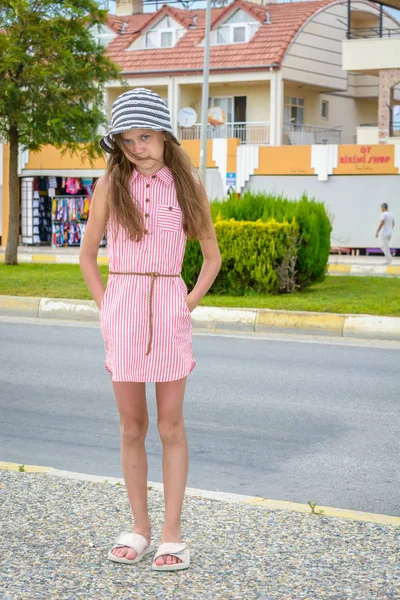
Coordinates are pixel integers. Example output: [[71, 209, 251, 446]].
[[168, 206, 173, 211], [145, 198, 150, 203], [144, 229, 148, 234], [146, 184, 150, 189], [144, 213, 149, 218], [151, 175, 156, 179]]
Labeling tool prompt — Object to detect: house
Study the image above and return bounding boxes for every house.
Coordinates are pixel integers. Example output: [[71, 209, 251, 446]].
[[98, 0, 400, 147], [341, 0, 400, 144], [1, 0, 400, 252]]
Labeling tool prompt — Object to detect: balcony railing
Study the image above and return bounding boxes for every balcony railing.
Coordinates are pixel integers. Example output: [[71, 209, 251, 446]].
[[348, 26, 400, 40], [178, 121, 343, 145], [178, 122, 271, 145], [283, 123, 342, 145]]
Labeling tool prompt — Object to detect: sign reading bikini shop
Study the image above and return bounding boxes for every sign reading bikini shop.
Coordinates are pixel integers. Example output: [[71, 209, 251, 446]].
[[334, 145, 398, 175]]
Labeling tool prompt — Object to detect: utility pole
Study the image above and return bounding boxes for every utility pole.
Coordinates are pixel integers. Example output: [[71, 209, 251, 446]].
[[200, 0, 212, 187]]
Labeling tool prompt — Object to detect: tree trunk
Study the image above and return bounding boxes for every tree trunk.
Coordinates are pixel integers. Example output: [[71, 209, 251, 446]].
[[5, 125, 20, 265]]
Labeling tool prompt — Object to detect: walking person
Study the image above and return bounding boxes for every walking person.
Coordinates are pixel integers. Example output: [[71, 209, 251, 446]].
[[376, 203, 395, 264], [80, 88, 221, 571]]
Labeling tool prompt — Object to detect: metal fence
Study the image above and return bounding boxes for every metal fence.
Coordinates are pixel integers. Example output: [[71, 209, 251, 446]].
[[348, 26, 400, 39], [178, 121, 344, 145], [178, 122, 271, 145]]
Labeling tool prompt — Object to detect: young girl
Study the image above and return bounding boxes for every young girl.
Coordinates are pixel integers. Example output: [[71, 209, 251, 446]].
[[80, 88, 221, 572]]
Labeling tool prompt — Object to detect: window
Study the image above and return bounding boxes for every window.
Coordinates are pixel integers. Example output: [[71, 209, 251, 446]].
[[145, 31, 158, 48], [215, 9, 259, 45], [233, 26, 246, 43], [144, 17, 183, 49], [321, 100, 329, 120], [217, 26, 229, 44], [161, 31, 173, 47], [284, 96, 304, 125]]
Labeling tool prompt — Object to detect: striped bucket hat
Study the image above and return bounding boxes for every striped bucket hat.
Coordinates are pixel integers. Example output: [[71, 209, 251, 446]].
[[100, 88, 180, 153]]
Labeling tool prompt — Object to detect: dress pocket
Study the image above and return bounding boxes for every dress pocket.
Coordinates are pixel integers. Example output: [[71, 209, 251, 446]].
[[174, 278, 191, 317], [157, 204, 182, 231]]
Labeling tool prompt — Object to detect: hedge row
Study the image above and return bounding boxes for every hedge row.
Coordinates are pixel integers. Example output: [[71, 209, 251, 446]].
[[182, 218, 299, 295], [210, 192, 332, 289]]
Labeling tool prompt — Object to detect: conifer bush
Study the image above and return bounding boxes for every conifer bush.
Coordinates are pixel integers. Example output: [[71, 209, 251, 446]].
[[210, 192, 331, 289], [183, 218, 299, 295]]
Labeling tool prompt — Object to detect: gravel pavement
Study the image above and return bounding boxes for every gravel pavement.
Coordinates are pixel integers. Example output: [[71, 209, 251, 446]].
[[0, 470, 399, 600]]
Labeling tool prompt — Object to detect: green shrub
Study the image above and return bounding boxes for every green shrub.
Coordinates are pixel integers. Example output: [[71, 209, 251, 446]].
[[211, 192, 332, 289], [181, 238, 202, 291], [183, 218, 299, 295]]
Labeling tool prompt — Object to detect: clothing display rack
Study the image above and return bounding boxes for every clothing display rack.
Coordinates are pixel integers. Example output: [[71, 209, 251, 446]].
[[51, 195, 90, 247], [21, 177, 52, 245]]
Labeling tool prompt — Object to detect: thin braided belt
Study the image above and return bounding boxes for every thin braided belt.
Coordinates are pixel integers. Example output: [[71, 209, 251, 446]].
[[109, 271, 180, 356]]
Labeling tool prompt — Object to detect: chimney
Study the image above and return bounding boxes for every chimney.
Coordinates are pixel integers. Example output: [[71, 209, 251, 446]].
[[116, 0, 143, 15]]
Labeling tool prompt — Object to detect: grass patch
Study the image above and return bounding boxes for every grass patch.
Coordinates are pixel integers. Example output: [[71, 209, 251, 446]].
[[204, 277, 400, 317], [0, 264, 399, 316], [0, 264, 108, 300]]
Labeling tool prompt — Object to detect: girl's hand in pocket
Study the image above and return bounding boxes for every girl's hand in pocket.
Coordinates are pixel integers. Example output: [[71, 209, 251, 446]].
[[185, 293, 198, 313]]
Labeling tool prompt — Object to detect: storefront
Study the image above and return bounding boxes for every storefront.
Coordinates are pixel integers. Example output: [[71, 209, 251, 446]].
[[20, 175, 99, 247]]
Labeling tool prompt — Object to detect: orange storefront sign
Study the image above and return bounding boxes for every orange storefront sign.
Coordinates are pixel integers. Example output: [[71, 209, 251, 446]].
[[334, 145, 398, 175], [255, 146, 314, 176]]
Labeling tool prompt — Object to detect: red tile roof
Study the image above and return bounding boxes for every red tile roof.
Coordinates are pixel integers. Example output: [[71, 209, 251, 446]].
[[106, 0, 333, 76]]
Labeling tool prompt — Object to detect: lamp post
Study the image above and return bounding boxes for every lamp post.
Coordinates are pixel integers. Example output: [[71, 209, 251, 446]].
[[200, 0, 212, 187]]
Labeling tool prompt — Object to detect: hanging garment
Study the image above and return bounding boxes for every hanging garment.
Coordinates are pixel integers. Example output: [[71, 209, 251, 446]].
[[47, 176, 57, 189], [65, 178, 81, 195]]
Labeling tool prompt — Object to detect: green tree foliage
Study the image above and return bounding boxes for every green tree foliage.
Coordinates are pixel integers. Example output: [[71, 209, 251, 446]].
[[210, 192, 332, 289], [0, 0, 122, 264]]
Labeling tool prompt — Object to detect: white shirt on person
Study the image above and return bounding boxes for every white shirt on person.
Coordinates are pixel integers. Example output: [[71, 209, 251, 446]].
[[381, 211, 394, 236]]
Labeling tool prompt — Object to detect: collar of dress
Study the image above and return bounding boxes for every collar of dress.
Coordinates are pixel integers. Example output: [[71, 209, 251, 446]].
[[131, 166, 174, 187]]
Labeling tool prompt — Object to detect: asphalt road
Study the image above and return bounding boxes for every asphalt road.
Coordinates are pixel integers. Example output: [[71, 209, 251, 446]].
[[1, 316, 399, 516]]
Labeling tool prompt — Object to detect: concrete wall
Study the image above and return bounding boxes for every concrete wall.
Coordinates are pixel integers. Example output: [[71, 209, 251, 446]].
[[245, 174, 400, 248], [343, 38, 400, 72]]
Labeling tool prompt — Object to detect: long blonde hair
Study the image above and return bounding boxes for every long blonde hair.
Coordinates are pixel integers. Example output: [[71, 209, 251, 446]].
[[106, 133, 213, 241]]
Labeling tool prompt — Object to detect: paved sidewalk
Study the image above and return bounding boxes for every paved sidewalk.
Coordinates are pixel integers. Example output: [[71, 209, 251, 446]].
[[0, 468, 399, 600], [328, 255, 400, 277], [1, 246, 400, 276]]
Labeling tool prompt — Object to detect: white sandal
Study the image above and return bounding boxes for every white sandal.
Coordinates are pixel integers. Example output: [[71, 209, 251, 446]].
[[107, 532, 155, 565], [152, 542, 190, 572]]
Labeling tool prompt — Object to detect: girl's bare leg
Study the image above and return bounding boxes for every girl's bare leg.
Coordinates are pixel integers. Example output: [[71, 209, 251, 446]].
[[154, 377, 188, 566], [111, 381, 151, 560]]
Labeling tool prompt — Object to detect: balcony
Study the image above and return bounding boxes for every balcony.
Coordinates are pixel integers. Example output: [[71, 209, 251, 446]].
[[178, 121, 343, 146], [283, 123, 342, 145], [342, 37, 400, 72], [347, 26, 400, 39], [178, 122, 271, 145]]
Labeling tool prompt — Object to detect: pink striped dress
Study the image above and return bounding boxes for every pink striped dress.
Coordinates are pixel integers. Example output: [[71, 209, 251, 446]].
[[100, 166, 196, 382]]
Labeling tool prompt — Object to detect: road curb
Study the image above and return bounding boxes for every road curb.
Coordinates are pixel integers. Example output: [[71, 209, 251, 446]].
[[1, 294, 400, 340], [39, 297, 99, 321], [0, 295, 40, 318], [1, 462, 398, 526]]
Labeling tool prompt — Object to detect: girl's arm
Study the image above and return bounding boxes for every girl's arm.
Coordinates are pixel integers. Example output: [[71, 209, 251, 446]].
[[186, 206, 222, 313], [79, 176, 109, 309]]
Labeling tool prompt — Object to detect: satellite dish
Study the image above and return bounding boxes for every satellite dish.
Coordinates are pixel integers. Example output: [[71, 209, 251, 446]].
[[178, 107, 197, 127]]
